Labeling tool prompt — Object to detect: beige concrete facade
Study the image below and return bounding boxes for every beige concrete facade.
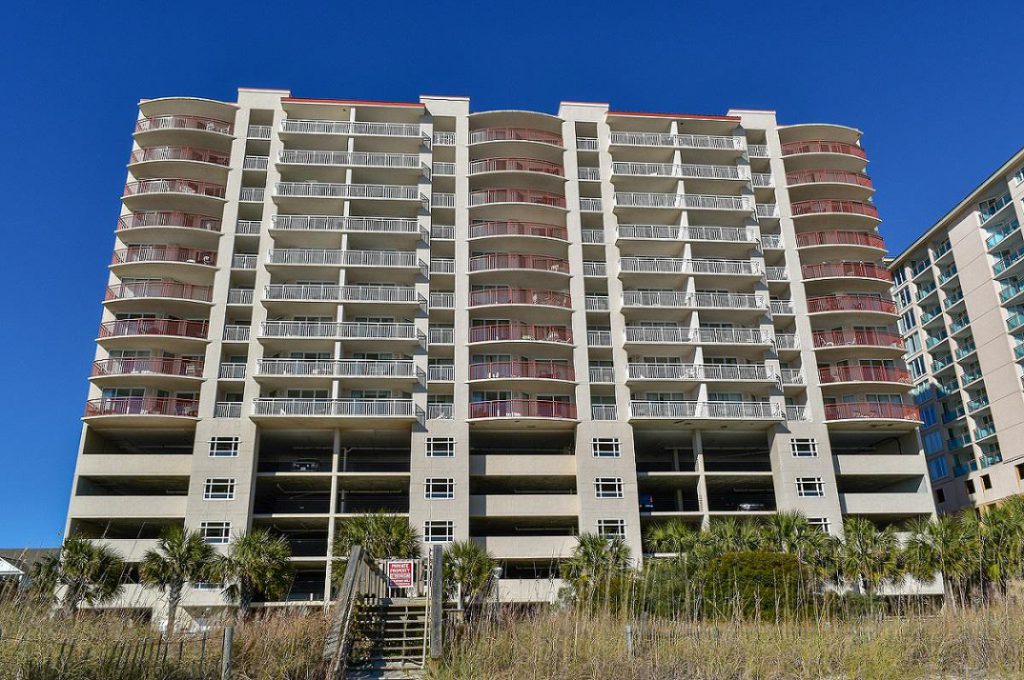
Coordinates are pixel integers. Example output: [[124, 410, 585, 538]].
[[66, 88, 934, 607], [890, 148, 1024, 513]]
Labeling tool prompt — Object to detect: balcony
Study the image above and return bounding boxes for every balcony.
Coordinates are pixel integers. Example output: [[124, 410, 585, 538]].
[[588, 330, 611, 346], [617, 224, 758, 243], [624, 326, 770, 345], [123, 179, 226, 200], [771, 299, 794, 315], [785, 168, 872, 188], [818, 366, 911, 385], [469, 360, 575, 382], [278, 150, 422, 169], [795, 230, 885, 250], [252, 398, 420, 420], [468, 399, 576, 420], [468, 288, 571, 309], [227, 288, 254, 304], [468, 157, 564, 176], [806, 294, 896, 315], [469, 220, 568, 240], [263, 284, 421, 304], [468, 322, 572, 344], [581, 229, 603, 244], [117, 211, 221, 234], [627, 364, 773, 382], [780, 369, 804, 385], [260, 320, 419, 341], [84, 397, 199, 419], [614, 192, 753, 211], [619, 257, 760, 276], [111, 245, 216, 268], [609, 132, 744, 151], [429, 327, 455, 344], [469, 128, 562, 146], [427, 403, 454, 419], [243, 156, 269, 171], [790, 200, 880, 220], [576, 137, 598, 150], [838, 492, 934, 517], [428, 365, 455, 382], [129, 146, 231, 166], [430, 291, 454, 309], [756, 204, 779, 219], [622, 291, 766, 310], [469, 189, 566, 208], [585, 295, 609, 310], [781, 140, 866, 159], [431, 224, 455, 240], [267, 249, 420, 268], [812, 328, 903, 350], [270, 215, 422, 235], [280, 119, 421, 138], [98, 318, 208, 340], [611, 162, 748, 180], [105, 280, 212, 304], [433, 162, 455, 176], [629, 401, 781, 421], [92, 357, 203, 379], [580, 198, 602, 212], [430, 258, 455, 274], [219, 363, 246, 379], [468, 494, 578, 518], [274, 182, 420, 201], [223, 325, 251, 342], [589, 366, 615, 382], [801, 261, 891, 282], [823, 402, 919, 423], [257, 359, 419, 379], [469, 254, 570, 274], [135, 115, 233, 136]]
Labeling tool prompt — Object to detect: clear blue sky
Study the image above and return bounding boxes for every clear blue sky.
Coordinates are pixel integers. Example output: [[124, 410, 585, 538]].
[[1, 0, 1021, 546]]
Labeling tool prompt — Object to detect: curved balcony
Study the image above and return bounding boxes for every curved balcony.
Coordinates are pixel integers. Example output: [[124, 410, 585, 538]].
[[468, 360, 575, 383], [801, 261, 892, 283], [468, 287, 571, 309], [818, 366, 911, 386], [97, 318, 209, 344], [468, 189, 567, 209], [116, 212, 221, 246], [781, 140, 867, 159], [468, 157, 564, 177], [104, 280, 212, 306], [823, 402, 920, 426], [468, 220, 568, 242], [468, 399, 576, 421], [790, 200, 880, 222], [91, 357, 204, 383], [468, 253, 570, 276], [468, 322, 573, 345], [111, 246, 217, 273], [786, 168, 872, 188], [134, 115, 234, 148], [806, 294, 897, 316], [469, 128, 563, 146], [129, 146, 231, 166], [136, 115, 233, 135], [122, 179, 227, 213], [795, 230, 885, 252], [84, 397, 199, 426], [812, 328, 903, 351]]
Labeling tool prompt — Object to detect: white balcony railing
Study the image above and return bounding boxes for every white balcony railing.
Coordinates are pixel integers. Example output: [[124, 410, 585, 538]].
[[227, 288, 254, 305], [432, 131, 456, 146], [218, 363, 246, 379], [281, 119, 422, 138], [627, 364, 773, 381], [630, 400, 781, 419], [260, 320, 419, 340], [585, 295, 610, 311], [267, 249, 419, 267], [576, 137, 599, 151], [615, 192, 753, 211], [271, 215, 421, 234], [252, 398, 419, 419], [588, 330, 612, 346], [591, 404, 618, 420], [239, 187, 265, 202], [429, 327, 455, 344], [431, 224, 455, 240], [579, 198, 603, 212], [257, 359, 418, 379], [780, 369, 804, 385], [427, 365, 456, 382], [748, 144, 769, 157], [214, 402, 242, 418], [275, 182, 420, 200], [222, 325, 251, 342], [581, 229, 603, 244], [432, 162, 456, 176], [578, 167, 601, 181], [583, 261, 607, 277], [622, 291, 765, 309], [278, 150, 421, 168], [430, 258, 455, 274], [619, 257, 760, 276], [756, 203, 780, 218], [609, 132, 745, 151], [430, 292, 455, 309], [589, 367, 616, 382], [760, 234, 784, 249], [612, 162, 748, 180], [617, 224, 759, 243], [263, 284, 421, 303], [432, 193, 455, 208], [624, 326, 770, 344], [427, 403, 454, 419], [243, 156, 269, 170], [231, 254, 257, 269], [751, 173, 774, 187], [774, 333, 799, 350], [236, 220, 262, 235], [247, 125, 272, 140]]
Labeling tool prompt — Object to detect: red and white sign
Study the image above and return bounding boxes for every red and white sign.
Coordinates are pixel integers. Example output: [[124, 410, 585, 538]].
[[386, 560, 415, 589]]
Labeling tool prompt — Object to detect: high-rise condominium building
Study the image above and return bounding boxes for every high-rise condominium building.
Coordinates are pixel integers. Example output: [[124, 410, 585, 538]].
[[889, 147, 1024, 513], [66, 87, 935, 608]]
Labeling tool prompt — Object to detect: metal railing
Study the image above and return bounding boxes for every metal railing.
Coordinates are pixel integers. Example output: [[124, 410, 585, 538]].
[[469, 189, 566, 208], [581, 229, 603, 243], [786, 168, 872, 188], [469, 157, 564, 176], [578, 166, 601, 181], [469, 220, 568, 240], [469, 253, 569, 273], [774, 333, 799, 349], [222, 325, 251, 342], [84, 397, 199, 417], [805, 294, 896, 315], [591, 404, 618, 420], [431, 224, 455, 240], [761, 235, 784, 249], [105, 280, 212, 303], [129, 145, 231, 165], [218, 363, 246, 379], [227, 288, 254, 305], [469, 360, 574, 381], [756, 203, 779, 218], [612, 161, 748, 180], [630, 401, 781, 419], [281, 119, 421, 137], [247, 125, 272, 139], [617, 224, 758, 242], [786, 405, 809, 420], [796, 230, 885, 249], [264, 284, 419, 303], [236, 220, 261, 234], [275, 182, 419, 200], [279, 150, 421, 168], [812, 328, 903, 349], [427, 403, 454, 419], [135, 115, 233, 135], [766, 266, 788, 280], [258, 359, 418, 378], [627, 364, 773, 381], [468, 399, 576, 419], [427, 364, 455, 382], [123, 179, 226, 199], [818, 366, 911, 384], [214, 401, 242, 418], [243, 155, 269, 170], [588, 330, 612, 346], [609, 131, 744, 150], [469, 127, 562, 145], [747, 144, 769, 157], [791, 200, 879, 219], [823, 403, 918, 421], [431, 193, 455, 208], [619, 257, 760, 275], [468, 322, 572, 344], [429, 327, 455, 344], [624, 326, 769, 344], [585, 295, 609, 311], [589, 366, 615, 382], [781, 140, 867, 159], [802, 261, 891, 281], [583, 261, 607, 276], [780, 368, 804, 385], [622, 291, 765, 309], [111, 245, 216, 266], [252, 399, 418, 417], [751, 172, 774, 187], [271, 215, 420, 234], [770, 299, 794, 315], [614, 192, 752, 210], [260, 321, 418, 340], [98, 317, 208, 339], [430, 258, 455, 274], [576, 137, 598, 150], [92, 357, 203, 377], [579, 198, 603, 212], [469, 288, 571, 308], [117, 211, 221, 232], [430, 292, 454, 308], [239, 187, 264, 202], [268, 249, 418, 267], [232, 254, 257, 269]]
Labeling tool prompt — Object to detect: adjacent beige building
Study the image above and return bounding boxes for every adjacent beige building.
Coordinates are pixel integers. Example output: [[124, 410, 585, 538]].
[[66, 88, 934, 609], [889, 148, 1024, 513]]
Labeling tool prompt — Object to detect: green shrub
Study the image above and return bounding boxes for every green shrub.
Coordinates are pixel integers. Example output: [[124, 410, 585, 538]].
[[699, 550, 806, 619]]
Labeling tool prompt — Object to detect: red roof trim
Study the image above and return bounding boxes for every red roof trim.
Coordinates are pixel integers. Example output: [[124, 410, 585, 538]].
[[608, 110, 740, 122], [282, 97, 423, 108]]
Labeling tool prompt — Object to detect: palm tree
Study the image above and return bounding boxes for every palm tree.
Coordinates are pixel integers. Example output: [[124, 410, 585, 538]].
[[139, 527, 216, 635], [695, 517, 764, 561], [33, 537, 126, 616], [760, 511, 833, 578], [560, 533, 631, 602], [216, 530, 293, 618], [835, 517, 903, 596], [903, 514, 976, 608], [976, 498, 1024, 595], [332, 512, 421, 562], [443, 540, 496, 611], [644, 520, 700, 560]]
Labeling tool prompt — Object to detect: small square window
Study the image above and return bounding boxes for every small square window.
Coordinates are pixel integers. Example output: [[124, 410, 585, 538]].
[[425, 437, 455, 458], [934, 487, 946, 504], [981, 474, 992, 490], [209, 436, 240, 457], [807, 517, 831, 534], [595, 477, 623, 498], [597, 518, 626, 539], [423, 520, 454, 543], [796, 477, 824, 497], [204, 478, 236, 500], [424, 478, 455, 500], [592, 438, 621, 458], [965, 479, 976, 495], [199, 521, 231, 544], [790, 438, 818, 457]]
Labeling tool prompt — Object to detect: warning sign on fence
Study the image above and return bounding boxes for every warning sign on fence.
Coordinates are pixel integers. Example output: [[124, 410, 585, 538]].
[[386, 560, 415, 589]]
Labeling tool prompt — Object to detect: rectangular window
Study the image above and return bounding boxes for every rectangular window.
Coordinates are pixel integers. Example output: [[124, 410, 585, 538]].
[[425, 437, 455, 458], [807, 517, 830, 533], [965, 479, 976, 495], [927, 457, 949, 482], [934, 488, 946, 504], [209, 436, 240, 457], [203, 478, 235, 500], [923, 431, 945, 455], [592, 438, 621, 458], [424, 478, 455, 499], [1013, 167, 1024, 185], [199, 521, 231, 544], [423, 520, 454, 543], [982, 474, 992, 490], [595, 477, 624, 498], [790, 438, 818, 457], [597, 519, 626, 539], [796, 477, 824, 497]]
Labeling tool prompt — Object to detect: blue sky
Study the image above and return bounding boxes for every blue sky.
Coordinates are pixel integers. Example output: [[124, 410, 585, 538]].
[[1, 0, 1021, 546]]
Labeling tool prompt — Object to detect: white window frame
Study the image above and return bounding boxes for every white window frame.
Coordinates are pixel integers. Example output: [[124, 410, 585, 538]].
[[790, 438, 818, 458], [425, 437, 455, 458], [592, 437, 621, 458], [209, 436, 240, 457], [199, 521, 231, 544], [424, 477, 455, 500], [203, 478, 236, 501], [795, 477, 824, 497], [423, 520, 454, 543], [597, 518, 626, 539], [807, 517, 831, 534], [594, 477, 624, 498]]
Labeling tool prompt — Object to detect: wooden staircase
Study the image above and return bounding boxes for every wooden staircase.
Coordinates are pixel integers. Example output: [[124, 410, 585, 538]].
[[345, 597, 428, 679]]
